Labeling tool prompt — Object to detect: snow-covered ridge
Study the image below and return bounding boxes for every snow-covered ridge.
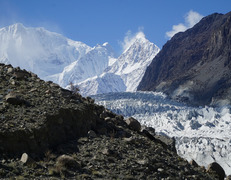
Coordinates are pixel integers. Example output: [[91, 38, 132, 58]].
[[0, 23, 115, 87], [91, 91, 231, 175], [79, 33, 160, 94], [0, 23, 160, 95], [0, 23, 91, 78]]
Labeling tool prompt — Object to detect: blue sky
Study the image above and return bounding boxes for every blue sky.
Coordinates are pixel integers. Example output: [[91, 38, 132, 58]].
[[0, 0, 230, 53]]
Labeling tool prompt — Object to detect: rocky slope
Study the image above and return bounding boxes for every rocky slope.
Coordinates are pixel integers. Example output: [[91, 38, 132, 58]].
[[138, 11, 231, 106], [0, 63, 222, 179]]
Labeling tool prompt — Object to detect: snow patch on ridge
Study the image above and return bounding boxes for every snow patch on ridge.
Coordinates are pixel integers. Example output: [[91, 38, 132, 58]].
[[78, 73, 126, 97]]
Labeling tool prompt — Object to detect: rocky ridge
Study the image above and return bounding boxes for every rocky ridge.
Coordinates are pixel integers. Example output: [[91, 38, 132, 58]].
[[0, 63, 223, 179]]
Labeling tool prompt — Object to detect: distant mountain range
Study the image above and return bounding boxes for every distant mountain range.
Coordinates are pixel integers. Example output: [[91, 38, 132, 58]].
[[0, 23, 159, 96], [138, 11, 231, 106]]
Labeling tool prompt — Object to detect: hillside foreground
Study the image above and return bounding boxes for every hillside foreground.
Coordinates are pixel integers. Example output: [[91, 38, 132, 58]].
[[0, 63, 225, 179]]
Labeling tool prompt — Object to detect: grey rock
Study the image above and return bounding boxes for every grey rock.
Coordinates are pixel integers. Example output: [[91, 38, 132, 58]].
[[104, 117, 111, 121], [7, 67, 14, 74], [155, 135, 176, 153], [56, 154, 80, 170], [20, 153, 35, 165], [88, 130, 97, 138], [125, 117, 141, 132], [207, 162, 225, 180], [5, 92, 28, 106], [189, 159, 199, 167], [102, 148, 114, 156], [13, 70, 29, 79]]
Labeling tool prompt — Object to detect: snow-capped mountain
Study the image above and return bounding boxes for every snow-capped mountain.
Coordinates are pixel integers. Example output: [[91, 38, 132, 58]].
[[106, 32, 160, 91], [57, 42, 115, 87], [0, 23, 116, 88], [78, 32, 160, 95], [92, 91, 231, 175], [0, 23, 91, 78], [0, 24, 159, 96]]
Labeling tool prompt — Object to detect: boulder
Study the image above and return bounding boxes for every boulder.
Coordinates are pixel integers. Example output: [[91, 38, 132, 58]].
[[189, 159, 199, 167], [56, 154, 80, 170], [7, 67, 14, 74], [88, 130, 97, 138], [206, 162, 225, 180], [142, 126, 155, 136], [125, 117, 141, 132], [5, 92, 29, 106], [155, 135, 177, 153], [13, 69, 30, 79], [20, 153, 36, 165]]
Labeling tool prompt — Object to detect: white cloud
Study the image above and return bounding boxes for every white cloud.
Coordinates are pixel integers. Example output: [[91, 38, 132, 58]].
[[186, 10, 204, 27], [120, 28, 146, 52], [166, 10, 204, 38]]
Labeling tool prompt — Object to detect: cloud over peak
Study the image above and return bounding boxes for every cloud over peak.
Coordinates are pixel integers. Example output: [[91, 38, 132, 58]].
[[166, 10, 204, 38], [120, 28, 146, 52]]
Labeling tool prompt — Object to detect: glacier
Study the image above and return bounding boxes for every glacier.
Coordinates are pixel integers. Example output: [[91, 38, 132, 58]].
[[91, 91, 231, 175]]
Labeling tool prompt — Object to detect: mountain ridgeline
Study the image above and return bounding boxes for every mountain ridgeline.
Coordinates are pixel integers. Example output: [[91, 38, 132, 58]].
[[0, 24, 159, 96], [138, 11, 231, 106]]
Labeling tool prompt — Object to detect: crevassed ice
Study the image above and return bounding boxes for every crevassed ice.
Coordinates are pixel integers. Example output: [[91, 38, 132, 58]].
[[92, 91, 231, 175]]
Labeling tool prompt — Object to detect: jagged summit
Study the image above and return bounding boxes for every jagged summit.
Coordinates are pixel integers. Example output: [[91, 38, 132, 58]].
[[122, 31, 147, 53], [78, 33, 160, 96], [3, 23, 25, 34]]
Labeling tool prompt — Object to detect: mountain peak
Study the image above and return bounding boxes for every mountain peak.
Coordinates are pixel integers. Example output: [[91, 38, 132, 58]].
[[135, 31, 146, 40], [10, 23, 25, 29], [102, 42, 109, 46], [1, 23, 26, 34]]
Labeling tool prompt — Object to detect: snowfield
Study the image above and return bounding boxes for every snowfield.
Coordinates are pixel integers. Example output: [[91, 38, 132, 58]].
[[92, 91, 231, 175]]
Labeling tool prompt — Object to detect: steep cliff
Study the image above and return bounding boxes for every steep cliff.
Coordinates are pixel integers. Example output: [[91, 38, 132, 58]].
[[138, 11, 231, 106]]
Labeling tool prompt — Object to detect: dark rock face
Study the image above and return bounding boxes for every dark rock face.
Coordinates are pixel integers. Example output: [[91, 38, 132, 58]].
[[207, 162, 226, 180], [138, 11, 231, 106]]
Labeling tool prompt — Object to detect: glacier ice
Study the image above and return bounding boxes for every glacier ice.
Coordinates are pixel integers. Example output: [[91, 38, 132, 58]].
[[92, 91, 231, 175]]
